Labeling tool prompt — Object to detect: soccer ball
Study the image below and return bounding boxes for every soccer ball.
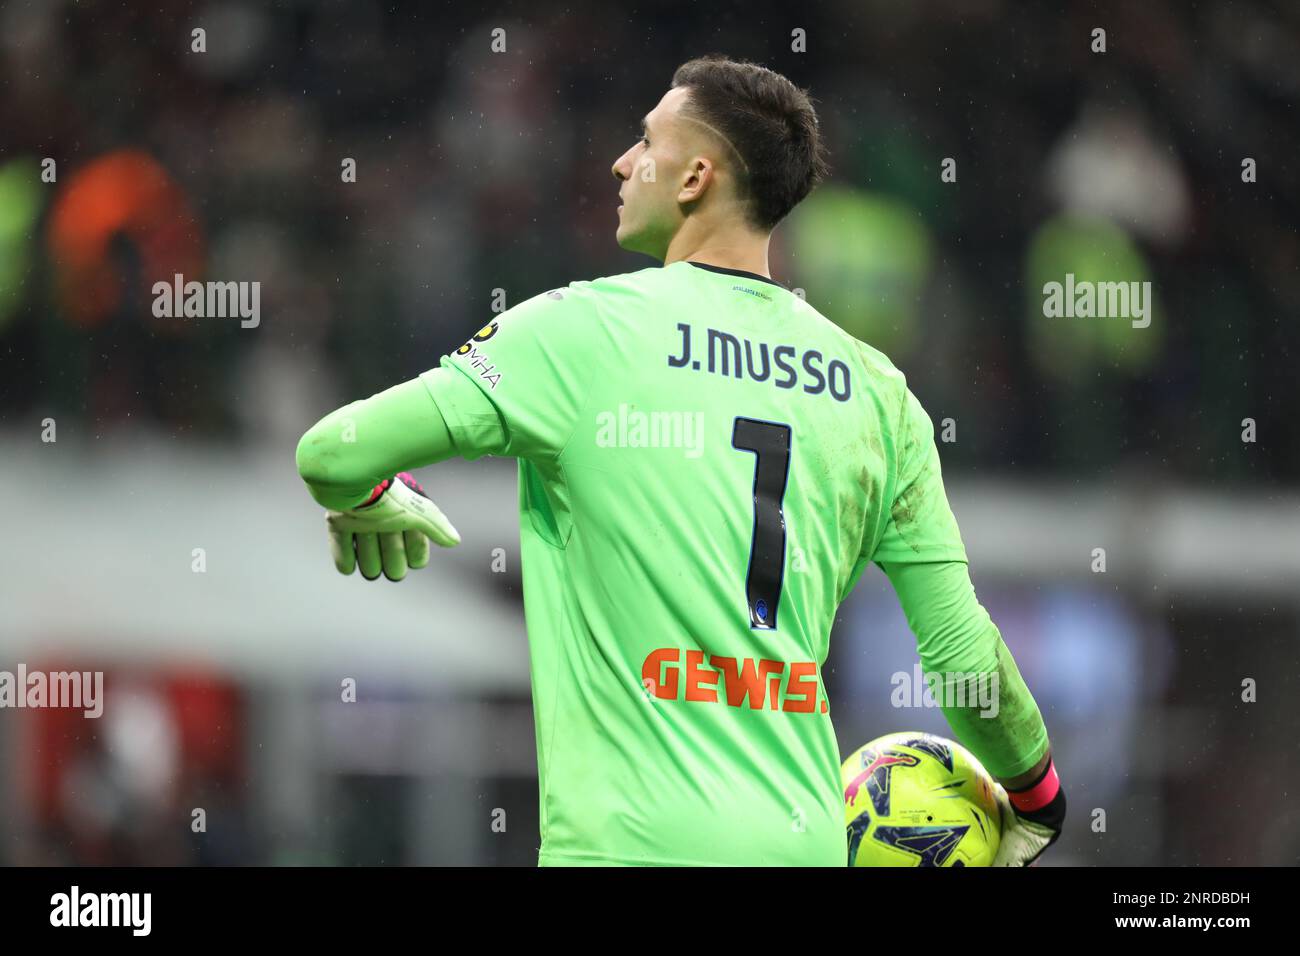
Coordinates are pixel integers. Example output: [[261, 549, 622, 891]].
[[842, 731, 1001, 867]]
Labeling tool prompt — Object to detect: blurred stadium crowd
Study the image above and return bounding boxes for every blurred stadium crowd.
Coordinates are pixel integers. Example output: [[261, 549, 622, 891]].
[[0, 0, 1297, 866], [2, 0, 1296, 477]]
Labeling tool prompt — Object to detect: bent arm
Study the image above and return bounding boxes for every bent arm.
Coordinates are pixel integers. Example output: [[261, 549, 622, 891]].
[[295, 369, 476, 510], [881, 559, 1050, 782]]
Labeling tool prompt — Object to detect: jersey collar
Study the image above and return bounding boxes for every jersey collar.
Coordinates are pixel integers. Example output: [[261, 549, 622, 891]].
[[683, 260, 786, 290]]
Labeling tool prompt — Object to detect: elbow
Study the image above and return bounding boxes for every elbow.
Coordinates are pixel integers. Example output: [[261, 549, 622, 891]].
[[295, 411, 380, 511], [295, 421, 338, 488]]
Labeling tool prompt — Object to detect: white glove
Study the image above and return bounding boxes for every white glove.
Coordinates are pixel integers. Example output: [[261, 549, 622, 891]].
[[991, 759, 1066, 866], [327, 472, 460, 581]]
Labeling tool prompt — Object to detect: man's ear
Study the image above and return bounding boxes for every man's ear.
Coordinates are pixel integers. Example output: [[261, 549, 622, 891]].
[[677, 156, 714, 204]]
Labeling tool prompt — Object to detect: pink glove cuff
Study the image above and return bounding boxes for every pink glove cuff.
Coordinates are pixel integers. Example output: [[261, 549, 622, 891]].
[[1008, 759, 1060, 813]]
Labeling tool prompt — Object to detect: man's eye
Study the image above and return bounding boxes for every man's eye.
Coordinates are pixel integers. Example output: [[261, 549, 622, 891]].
[[639, 135, 649, 146]]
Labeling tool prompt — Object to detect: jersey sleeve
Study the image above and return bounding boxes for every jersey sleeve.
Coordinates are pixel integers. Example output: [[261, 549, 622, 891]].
[[296, 377, 459, 510], [418, 284, 604, 462], [881, 560, 1050, 779], [870, 386, 969, 565]]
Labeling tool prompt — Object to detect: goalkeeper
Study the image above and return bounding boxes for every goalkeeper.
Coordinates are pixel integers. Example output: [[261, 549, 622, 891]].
[[296, 55, 1064, 866]]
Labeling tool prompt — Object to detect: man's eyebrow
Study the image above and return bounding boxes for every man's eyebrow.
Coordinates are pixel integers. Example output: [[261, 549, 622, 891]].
[[640, 116, 649, 133]]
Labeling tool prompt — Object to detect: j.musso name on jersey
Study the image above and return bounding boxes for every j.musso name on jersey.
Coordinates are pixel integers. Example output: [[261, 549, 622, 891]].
[[667, 323, 851, 401]]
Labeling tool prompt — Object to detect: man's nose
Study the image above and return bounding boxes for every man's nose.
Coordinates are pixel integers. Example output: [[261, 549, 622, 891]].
[[612, 148, 632, 181]]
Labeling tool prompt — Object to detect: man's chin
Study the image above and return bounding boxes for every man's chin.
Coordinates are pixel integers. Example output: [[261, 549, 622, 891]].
[[615, 224, 665, 261], [615, 222, 636, 250]]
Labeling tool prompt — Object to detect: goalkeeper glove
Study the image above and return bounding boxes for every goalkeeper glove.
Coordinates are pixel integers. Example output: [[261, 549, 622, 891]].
[[992, 756, 1066, 866], [326, 472, 460, 581]]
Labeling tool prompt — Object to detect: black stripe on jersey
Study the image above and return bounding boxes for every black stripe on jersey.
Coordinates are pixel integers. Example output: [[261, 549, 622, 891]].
[[686, 260, 787, 290]]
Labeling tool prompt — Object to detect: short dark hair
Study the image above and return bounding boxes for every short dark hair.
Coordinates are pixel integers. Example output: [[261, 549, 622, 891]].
[[671, 55, 829, 231]]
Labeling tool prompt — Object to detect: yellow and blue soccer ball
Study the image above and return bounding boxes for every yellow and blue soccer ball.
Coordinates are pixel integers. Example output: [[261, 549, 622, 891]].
[[842, 731, 1001, 867]]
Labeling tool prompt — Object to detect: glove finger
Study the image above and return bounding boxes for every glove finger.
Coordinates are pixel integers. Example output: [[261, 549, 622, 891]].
[[329, 526, 356, 575], [355, 532, 383, 581], [404, 529, 430, 569], [416, 504, 461, 548], [380, 531, 408, 582]]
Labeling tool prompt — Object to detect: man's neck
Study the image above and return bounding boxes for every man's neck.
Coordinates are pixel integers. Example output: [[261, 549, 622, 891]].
[[662, 222, 772, 279]]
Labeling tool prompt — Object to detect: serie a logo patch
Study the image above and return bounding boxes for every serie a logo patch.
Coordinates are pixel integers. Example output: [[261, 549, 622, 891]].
[[454, 321, 503, 389], [455, 321, 498, 355]]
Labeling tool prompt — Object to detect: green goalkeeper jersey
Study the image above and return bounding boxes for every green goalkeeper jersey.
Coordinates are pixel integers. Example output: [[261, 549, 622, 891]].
[[421, 260, 972, 866]]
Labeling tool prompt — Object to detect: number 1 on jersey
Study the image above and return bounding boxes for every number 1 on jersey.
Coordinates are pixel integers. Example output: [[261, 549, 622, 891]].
[[731, 417, 792, 630]]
